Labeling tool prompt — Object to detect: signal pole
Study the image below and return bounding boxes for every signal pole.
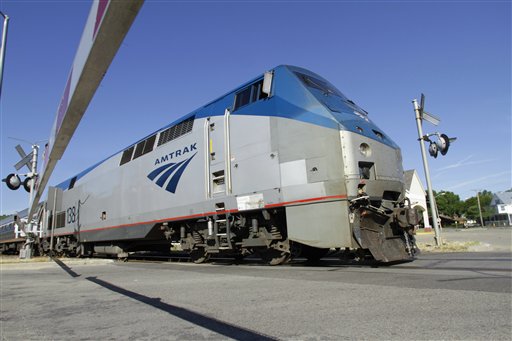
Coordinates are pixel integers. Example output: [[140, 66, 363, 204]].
[[27, 145, 39, 209], [413, 99, 441, 246], [17, 144, 39, 259], [25, 144, 39, 254]]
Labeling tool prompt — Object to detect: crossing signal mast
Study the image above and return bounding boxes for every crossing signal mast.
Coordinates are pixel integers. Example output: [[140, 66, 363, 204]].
[[2, 142, 42, 258], [413, 94, 456, 247]]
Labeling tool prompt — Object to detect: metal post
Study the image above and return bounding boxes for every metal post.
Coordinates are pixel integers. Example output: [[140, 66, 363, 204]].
[[23, 144, 39, 259], [0, 11, 9, 100], [28, 145, 39, 209], [50, 187, 58, 255], [413, 99, 441, 246]]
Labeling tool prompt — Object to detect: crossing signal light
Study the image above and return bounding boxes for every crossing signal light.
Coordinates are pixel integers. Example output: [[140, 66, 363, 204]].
[[23, 177, 34, 193], [438, 133, 452, 156], [3, 173, 21, 190], [428, 141, 439, 158], [2, 173, 35, 192]]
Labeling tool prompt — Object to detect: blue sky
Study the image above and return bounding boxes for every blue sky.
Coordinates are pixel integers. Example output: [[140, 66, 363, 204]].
[[0, 0, 510, 215]]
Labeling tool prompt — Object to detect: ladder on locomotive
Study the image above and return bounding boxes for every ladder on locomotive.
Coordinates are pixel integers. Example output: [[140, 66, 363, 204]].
[[211, 203, 233, 251]]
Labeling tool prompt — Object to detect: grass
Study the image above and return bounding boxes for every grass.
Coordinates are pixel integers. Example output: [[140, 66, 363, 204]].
[[0, 255, 52, 264]]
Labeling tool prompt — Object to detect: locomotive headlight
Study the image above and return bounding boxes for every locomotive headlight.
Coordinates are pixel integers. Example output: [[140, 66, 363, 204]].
[[359, 143, 371, 157]]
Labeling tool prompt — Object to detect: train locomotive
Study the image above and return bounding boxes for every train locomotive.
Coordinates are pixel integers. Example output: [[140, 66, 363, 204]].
[[2, 65, 418, 264]]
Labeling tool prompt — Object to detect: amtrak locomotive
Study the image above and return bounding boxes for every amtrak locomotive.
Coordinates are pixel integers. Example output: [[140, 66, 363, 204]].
[[2, 66, 418, 264]]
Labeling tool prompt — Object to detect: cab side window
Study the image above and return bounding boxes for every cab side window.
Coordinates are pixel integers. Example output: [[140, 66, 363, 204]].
[[233, 79, 268, 111]]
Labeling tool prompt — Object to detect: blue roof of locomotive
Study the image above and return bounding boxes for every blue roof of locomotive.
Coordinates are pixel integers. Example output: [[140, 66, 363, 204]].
[[56, 65, 398, 190]]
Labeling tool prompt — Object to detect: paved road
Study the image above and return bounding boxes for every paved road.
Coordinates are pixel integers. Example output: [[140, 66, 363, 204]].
[[1, 252, 511, 340]]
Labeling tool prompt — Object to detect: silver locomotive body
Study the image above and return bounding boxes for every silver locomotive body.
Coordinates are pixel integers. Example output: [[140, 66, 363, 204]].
[[37, 65, 417, 264]]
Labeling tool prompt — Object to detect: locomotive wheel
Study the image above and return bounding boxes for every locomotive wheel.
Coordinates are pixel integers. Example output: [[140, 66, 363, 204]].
[[38, 240, 49, 256], [54, 242, 65, 257], [233, 253, 246, 264], [75, 244, 84, 258], [260, 249, 290, 266], [302, 245, 329, 262], [289, 241, 302, 259], [233, 248, 253, 264], [190, 248, 210, 264]]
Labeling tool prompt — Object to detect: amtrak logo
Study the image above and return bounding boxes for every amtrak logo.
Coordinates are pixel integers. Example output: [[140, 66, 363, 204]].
[[147, 153, 197, 193]]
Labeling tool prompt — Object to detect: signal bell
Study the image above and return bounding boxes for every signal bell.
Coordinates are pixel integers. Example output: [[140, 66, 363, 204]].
[[3, 173, 21, 190]]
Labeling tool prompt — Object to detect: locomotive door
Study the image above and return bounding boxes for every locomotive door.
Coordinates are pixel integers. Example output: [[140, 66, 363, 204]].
[[205, 109, 232, 198]]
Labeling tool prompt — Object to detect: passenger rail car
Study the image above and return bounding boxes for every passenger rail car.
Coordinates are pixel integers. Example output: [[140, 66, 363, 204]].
[[36, 65, 418, 264], [0, 209, 27, 254]]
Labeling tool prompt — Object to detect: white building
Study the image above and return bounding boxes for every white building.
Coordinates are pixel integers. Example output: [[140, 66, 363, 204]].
[[490, 192, 512, 226], [404, 170, 431, 229]]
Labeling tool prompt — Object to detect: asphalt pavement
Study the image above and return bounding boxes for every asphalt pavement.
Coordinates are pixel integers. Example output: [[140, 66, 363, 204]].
[[1, 249, 511, 340]]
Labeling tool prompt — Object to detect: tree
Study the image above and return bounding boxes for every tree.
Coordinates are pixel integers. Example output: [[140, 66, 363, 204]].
[[434, 191, 463, 217], [462, 190, 494, 221]]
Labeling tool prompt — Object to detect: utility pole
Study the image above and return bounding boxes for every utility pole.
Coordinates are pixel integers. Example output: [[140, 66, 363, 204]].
[[474, 190, 485, 227]]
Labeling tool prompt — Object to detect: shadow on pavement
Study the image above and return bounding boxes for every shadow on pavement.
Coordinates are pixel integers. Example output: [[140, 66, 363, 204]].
[[85, 276, 277, 341], [51, 258, 276, 340], [52, 257, 81, 278]]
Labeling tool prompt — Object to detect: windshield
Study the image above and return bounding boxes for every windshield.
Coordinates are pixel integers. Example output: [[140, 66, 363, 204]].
[[295, 71, 350, 102]]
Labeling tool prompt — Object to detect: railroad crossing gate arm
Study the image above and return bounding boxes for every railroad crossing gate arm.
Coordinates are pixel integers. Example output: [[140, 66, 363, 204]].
[[27, 0, 144, 221]]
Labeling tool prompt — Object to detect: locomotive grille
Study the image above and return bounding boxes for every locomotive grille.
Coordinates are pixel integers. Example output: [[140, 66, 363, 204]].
[[157, 117, 194, 147]]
